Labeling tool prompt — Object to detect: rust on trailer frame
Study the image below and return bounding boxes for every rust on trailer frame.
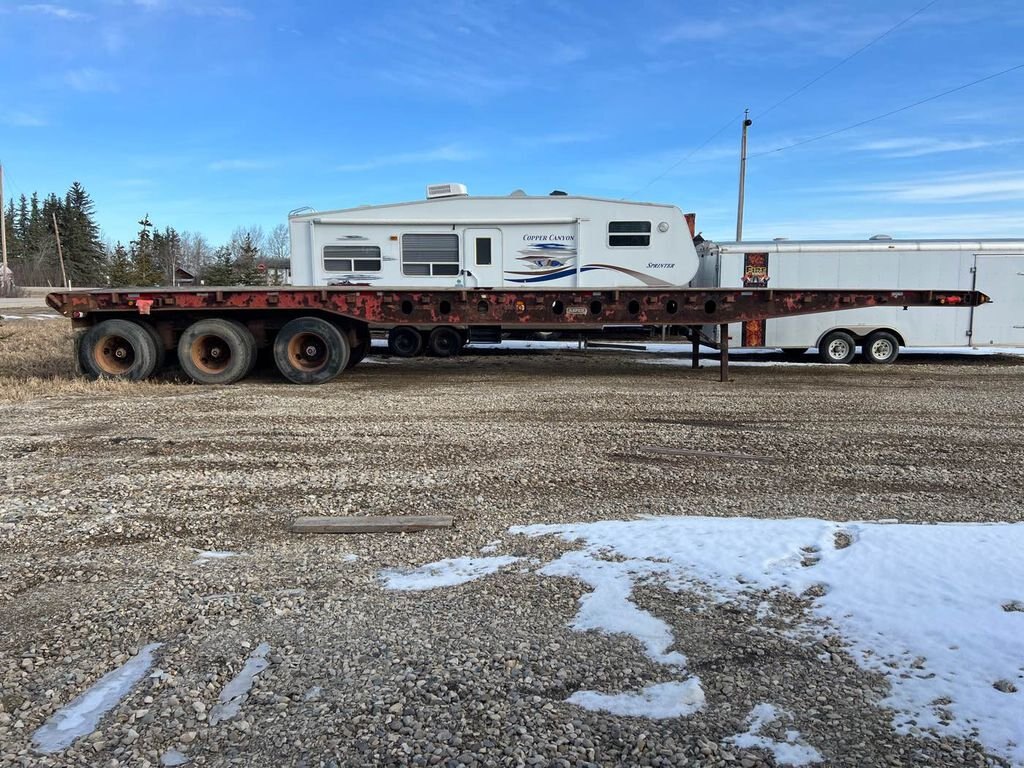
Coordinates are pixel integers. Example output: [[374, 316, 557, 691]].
[[46, 286, 990, 329]]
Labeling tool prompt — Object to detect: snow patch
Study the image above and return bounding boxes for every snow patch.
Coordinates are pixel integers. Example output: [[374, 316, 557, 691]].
[[208, 643, 271, 726], [32, 643, 161, 754], [380, 556, 519, 591], [727, 704, 822, 766], [513, 517, 1024, 764], [192, 550, 243, 564], [537, 548, 684, 666], [479, 539, 502, 553], [160, 748, 190, 766], [568, 680, 705, 719]]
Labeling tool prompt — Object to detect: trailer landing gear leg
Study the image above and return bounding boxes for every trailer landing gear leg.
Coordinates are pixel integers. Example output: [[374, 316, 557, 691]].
[[689, 326, 700, 370], [719, 323, 730, 382]]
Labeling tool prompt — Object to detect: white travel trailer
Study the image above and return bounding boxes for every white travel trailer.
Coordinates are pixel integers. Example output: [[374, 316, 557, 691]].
[[695, 237, 1024, 363], [289, 184, 699, 290]]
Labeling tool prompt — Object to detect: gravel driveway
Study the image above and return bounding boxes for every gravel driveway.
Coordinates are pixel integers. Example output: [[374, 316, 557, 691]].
[[1, 339, 1023, 767]]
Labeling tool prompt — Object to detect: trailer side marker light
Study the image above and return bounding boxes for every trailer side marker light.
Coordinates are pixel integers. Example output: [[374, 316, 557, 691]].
[[942, 296, 963, 305]]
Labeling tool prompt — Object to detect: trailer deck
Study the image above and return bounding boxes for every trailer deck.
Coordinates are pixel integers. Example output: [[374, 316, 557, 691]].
[[46, 286, 990, 383]]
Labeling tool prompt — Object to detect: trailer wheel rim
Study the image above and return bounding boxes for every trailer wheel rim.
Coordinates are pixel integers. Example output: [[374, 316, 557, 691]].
[[870, 338, 894, 360], [190, 334, 233, 374], [827, 338, 851, 360], [287, 332, 328, 372], [93, 334, 136, 375]]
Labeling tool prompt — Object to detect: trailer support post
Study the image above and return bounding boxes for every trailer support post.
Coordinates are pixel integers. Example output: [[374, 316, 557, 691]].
[[719, 323, 730, 382], [690, 326, 700, 369]]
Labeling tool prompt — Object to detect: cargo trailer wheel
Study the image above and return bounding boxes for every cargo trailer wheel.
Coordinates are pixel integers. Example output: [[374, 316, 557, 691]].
[[79, 319, 159, 380], [818, 331, 856, 364], [178, 318, 256, 385], [428, 326, 462, 357], [863, 331, 900, 364], [388, 326, 423, 358], [274, 317, 349, 384]]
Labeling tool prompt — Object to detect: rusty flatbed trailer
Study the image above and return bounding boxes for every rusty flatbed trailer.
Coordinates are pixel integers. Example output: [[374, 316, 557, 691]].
[[46, 286, 989, 384]]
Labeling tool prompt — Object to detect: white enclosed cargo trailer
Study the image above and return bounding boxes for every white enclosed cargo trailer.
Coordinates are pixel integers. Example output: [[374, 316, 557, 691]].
[[289, 185, 699, 290], [694, 238, 1024, 363]]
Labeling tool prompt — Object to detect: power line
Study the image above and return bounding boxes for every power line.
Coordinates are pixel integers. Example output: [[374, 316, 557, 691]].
[[628, 111, 744, 198], [749, 62, 1024, 158], [756, 0, 941, 121]]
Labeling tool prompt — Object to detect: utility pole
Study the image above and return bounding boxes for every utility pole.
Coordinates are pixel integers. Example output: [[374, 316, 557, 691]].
[[0, 163, 10, 295], [736, 109, 752, 242], [52, 211, 68, 288]]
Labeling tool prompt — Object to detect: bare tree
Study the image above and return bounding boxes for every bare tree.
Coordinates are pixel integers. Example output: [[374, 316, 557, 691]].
[[178, 231, 213, 277], [265, 223, 290, 285]]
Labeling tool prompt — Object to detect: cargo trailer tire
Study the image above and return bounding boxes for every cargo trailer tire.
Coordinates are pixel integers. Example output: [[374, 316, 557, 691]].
[[863, 331, 900, 364], [273, 317, 349, 384], [79, 319, 159, 381], [178, 318, 256, 385], [388, 326, 424, 358], [818, 331, 856, 364], [427, 326, 462, 358]]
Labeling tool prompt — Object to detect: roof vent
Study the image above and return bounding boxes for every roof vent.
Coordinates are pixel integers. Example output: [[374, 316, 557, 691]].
[[773, 237, 789, 241], [549, 189, 568, 196], [426, 183, 469, 199], [869, 234, 893, 241], [509, 189, 527, 197]]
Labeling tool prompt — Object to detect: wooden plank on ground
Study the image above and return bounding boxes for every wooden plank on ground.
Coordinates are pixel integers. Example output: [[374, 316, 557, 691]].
[[289, 515, 454, 534], [638, 445, 774, 462]]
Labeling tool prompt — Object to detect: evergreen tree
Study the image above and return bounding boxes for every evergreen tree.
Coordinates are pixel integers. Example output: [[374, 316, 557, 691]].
[[60, 182, 106, 286], [201, 246, 238, 285], [130, 215, 164, 286], [16, 194, 29, 242], [234, 232, 265, 285], [106, 242, 134, 287]]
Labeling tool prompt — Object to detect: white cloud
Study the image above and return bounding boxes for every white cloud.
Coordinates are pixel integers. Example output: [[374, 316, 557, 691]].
[[853, 137, 1019, 158], [18, 4, 89, 20], [64, 68, 118, 93], [2, 111, 48, 127], [516, 132, 605, 148], [208, 159, 275, 172], [129, 0, 250, 18], [860, 171, 1024, 203], [336, 144, 480, 173], [745, 211, 1024, 240]]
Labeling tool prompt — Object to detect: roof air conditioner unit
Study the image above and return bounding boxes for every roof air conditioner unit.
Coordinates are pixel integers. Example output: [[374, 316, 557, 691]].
[[426, 183, 469, 199]]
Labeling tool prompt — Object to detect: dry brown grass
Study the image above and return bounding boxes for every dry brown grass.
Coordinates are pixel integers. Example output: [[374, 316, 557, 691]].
[[0, 319, 180, 403]]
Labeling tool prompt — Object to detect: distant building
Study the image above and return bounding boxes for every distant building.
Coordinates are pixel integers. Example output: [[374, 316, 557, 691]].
[[174, 267, 196, 286]]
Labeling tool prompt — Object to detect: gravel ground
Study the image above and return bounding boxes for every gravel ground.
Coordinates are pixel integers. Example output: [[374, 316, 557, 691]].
[[1, 328, 1023, 767]]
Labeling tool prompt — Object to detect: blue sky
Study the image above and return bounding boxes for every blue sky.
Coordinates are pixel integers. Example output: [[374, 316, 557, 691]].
[[1, 0, 1023, 246]]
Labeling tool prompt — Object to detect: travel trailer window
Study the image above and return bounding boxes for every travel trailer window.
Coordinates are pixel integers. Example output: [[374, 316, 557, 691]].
[[323, 245, 382, 272], [608, 221, 651, 247], [402, 233, 460, 276], [475, 237, 492, 266]]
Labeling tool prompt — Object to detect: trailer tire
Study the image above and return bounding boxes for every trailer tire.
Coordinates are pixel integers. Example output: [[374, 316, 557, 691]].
[[79, 319, 159, 381], [818, 331, 856, 364], [178, 318, 256, 385], [388, 326, 424, 358], [347, 340, 368, 368], [139, 322, 166, 373], [428, 326, 462, 357], [862, 331, 900, 364], [273, 317, 349, 384]]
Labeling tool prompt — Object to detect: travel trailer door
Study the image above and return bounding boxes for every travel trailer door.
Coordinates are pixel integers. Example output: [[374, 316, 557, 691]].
[[463, 229, 502, 289], [971, 254, 1024, 346]]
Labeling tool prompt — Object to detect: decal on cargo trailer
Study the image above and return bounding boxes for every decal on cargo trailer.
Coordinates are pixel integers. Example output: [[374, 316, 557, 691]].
[[742, 252, 769, 346]]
